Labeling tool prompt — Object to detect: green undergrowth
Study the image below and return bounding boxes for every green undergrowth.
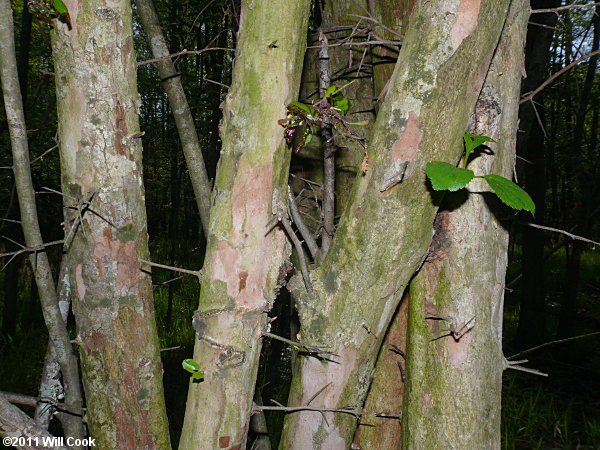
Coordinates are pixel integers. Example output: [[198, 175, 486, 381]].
[[502, 376, 600, 449]]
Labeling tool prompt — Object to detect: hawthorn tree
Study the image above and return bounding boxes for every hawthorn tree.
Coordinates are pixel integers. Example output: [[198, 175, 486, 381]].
[[0, 0, 540, 448]]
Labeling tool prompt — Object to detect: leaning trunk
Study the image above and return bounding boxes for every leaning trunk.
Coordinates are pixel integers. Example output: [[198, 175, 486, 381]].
[[51, 1, 170, 447], [281, 0, 511, 447], [178, 1, 310, 448]]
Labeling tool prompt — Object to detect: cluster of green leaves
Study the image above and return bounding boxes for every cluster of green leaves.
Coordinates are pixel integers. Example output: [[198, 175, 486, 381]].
[[278, 84, 353, 154], [425, 134, 535, 215], [182, 359, 204, 381], [27, 0, 71, 28]]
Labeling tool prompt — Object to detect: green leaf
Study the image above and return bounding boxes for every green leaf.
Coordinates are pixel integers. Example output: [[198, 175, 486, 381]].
[[481, 174, 535, 215], [332, 93, 349, 115], [52, 0, 68, 14], [288, 102, 315, 116], [182, 358, 200, 373], [346, 119, 369, 126], [325, 85, 338, 97], [425, 161, 474, 191], [463, 133, 495, 166]]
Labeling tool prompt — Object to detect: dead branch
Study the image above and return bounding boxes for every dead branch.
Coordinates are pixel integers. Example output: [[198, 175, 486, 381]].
[[503, 358, 548, 377], [288, 189, 321, 261], [252, 403, 401, 420], [0, 391, 38, 408], [524, 222, 600, 246], [274, 208, 315, 294], [531, 2, 600, 14], [508, 331, 600, 360], [137, 47, 235, 66], [138, 258, 202, 279], [262, 332, 338, 358], [520, 49, 600, 104]]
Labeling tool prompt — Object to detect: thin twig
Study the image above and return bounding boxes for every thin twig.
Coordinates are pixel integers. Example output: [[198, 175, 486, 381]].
[[137, 47, 235, 66], [253, 403, 401, 420], [306, 39, 401, 49], [275, 209, 315, 294], [503, 358, 548, 377], [262, 332, 338, 358], [524, 222, 600, 246], [288, 189, 321, 262], [160, 346, 181, 352], [347, 14, 404, 39], [531, 2, 600, 13], [520, 49, 600, 104], [138, 258, 202, 278], [508, 332, 600, 360]]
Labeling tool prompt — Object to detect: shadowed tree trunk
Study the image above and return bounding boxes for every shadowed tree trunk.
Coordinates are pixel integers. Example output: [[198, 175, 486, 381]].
[[0, 0, 86, 442], [178, 1, 310, 448], [402, 2, 528, 446], [50, 0, 170, 446], [281, 0, 512, 447]]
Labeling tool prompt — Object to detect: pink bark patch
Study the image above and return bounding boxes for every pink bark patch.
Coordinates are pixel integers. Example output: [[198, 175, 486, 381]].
[[210, 240, 241, 298], [82, 330, 103, 356], [75, 263, 86, 300], [420, 388, 434, 408], [391, 111, 422, 162], [92, 228, 141, 290], [447, 330, 472, 368], [451, 0, 481, 50]]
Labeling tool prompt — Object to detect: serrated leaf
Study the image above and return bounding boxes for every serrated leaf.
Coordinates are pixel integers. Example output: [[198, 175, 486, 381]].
[[482, 174, 535, 215], [426, 161, 474, 191], [182, 358, 200, 373], [52, 0, 68, 14], [463, 133, 495, 166]]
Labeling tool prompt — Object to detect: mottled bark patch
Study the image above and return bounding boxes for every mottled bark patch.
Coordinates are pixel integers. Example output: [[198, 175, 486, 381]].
[[120, 360, 138, 391], [211, 240, 241, 298], [218, 436, 230, 448], [447, 331, 471, 368], [115, 405, 153, 450], [391, 111, 422, 162], [113, 96, 133, 160], [82, 329, 104, 356], [427, 211, 453, 263], [75, 263, 86, 300], [451, 0, 481, 50], [238, 271, 248, 292], [92, 228, 141, 291], [420, 388, 434, 408]]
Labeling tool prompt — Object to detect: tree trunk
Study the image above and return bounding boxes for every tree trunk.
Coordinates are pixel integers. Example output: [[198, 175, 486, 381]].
[[136, 0, 212, 235], [50, 1, 170, 447], [178, 1, 310, 448], [0, 0, 86, 443], [281, 1, 512, 447], [402, 2, 528, 447]]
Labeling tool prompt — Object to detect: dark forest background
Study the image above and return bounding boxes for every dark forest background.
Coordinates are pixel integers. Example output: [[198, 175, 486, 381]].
[[0, 0, 599, 448]]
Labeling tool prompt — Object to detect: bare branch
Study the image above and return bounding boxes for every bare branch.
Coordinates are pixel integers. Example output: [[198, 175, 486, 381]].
[[0, 391, 38, 408], [503, 359, 548, 377], [531, 2, 600, 14], [347, 14, 404, 39], [252, 402, 401, 420], [520, 49, 600, 104], [138, 258, 202, 279], [262, 332, 338, 358], [524, 222, 600, 246], [137, 47, 235, 67], [274, 208, 315, 294], [288, 189, 321, 261], [508, 331, 600, 360]]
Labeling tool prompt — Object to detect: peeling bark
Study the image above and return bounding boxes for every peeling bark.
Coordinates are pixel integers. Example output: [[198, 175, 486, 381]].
[[178, 1, 310, 448], [280, 0, 511, 447], [50, 0, 170, 447], [402, 1, 528, 447]]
